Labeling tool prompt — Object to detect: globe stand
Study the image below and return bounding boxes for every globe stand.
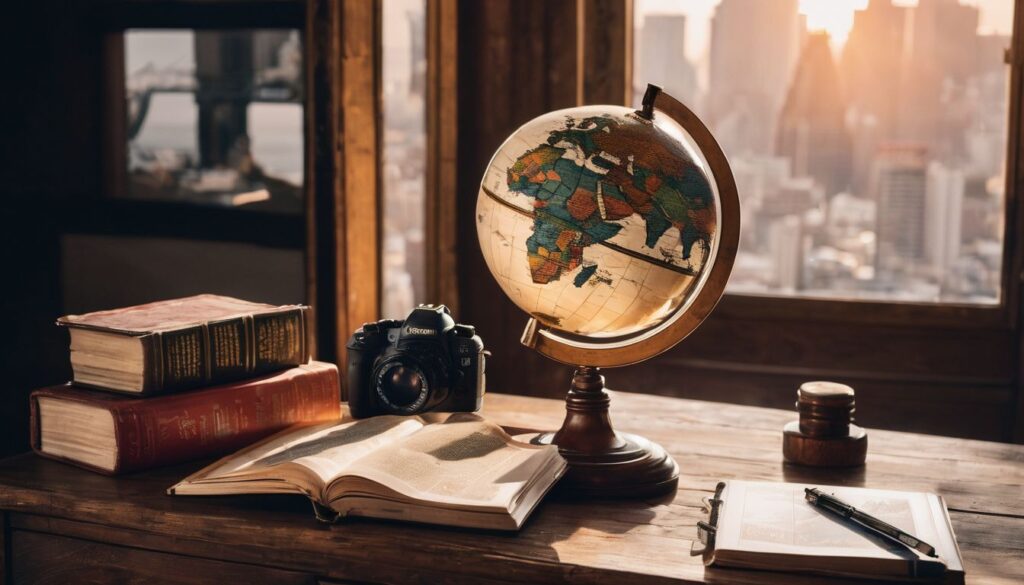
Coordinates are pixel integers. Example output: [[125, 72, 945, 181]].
[[493, 85, 740, 499], [529, 366, 679, 498]]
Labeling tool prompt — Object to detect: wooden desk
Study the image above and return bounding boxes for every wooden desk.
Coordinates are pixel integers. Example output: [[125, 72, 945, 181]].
[[0, 392, 1021, 584]]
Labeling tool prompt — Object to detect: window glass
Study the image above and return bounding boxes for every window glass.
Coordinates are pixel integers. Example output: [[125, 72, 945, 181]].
[[634, 0, 1011, 304], [381, 0, 427, 318], [124, 29, 304, 213]]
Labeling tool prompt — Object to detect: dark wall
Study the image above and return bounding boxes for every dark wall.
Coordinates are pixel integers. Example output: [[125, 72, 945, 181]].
[[0, 3, 307, 457], [0, 2, 103, 456]]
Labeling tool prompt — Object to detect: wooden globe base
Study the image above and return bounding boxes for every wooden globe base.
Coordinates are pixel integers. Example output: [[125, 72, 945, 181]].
[[527, 367, 679, 499]]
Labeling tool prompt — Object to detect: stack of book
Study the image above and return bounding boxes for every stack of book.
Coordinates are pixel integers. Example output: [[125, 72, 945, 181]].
[[30, 295, 341, 475]]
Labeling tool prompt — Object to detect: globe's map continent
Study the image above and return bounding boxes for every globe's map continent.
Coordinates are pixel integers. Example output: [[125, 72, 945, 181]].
[[507, 115, 715, 286]]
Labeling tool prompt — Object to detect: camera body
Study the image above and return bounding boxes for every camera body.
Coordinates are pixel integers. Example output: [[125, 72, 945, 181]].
[[346, 304, 485, 418]]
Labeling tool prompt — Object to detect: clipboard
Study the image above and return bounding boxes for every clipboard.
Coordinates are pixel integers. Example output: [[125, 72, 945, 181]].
[[688, 480, 963, 583]]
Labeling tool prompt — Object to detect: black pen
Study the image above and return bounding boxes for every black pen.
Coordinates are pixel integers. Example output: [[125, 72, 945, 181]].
[[804, 487, 938, 558]]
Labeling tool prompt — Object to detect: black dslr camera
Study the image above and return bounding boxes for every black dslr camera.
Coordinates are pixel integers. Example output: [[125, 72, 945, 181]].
[[346, 305, 486, 418]]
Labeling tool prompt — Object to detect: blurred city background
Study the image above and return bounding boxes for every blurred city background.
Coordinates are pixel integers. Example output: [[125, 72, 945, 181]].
[[636, 0, 1012, 304], [381, 0, 428, 319], [122, 0, 1012, 316]]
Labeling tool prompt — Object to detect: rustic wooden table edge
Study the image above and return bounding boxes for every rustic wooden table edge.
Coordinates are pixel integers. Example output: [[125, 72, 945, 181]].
[[0, 391, 1021, 584]]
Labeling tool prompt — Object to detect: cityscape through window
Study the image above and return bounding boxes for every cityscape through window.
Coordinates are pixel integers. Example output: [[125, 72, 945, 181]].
[[634, 0, 1012, 304], [381, 0, 428, 318], [124, 29, 304, 213]]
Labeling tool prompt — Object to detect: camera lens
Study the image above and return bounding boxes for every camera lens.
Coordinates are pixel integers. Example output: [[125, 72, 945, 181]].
[[382, 366, 423, 406], [374, 361, 429, 412]]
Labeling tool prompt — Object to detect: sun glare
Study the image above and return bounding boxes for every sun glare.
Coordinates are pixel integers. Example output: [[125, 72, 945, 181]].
[[798, 0, 869, 47]]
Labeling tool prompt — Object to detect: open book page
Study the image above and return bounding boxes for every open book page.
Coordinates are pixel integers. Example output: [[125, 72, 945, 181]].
[[170, 416, 426, 497], [716, 481, 951, 562], [328, 413, 557, 511]]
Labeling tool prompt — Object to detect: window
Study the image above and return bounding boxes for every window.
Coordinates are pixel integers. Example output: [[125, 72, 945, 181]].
[[633, 0, 1011, 304], [381, 0, 428, 318], [122, 29, 304, 214]]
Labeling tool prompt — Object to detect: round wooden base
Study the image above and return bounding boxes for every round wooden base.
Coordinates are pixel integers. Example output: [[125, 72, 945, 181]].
[[782, 421, 867, 467], [521, 366, 679, 499], [528, 431, 679, 499]]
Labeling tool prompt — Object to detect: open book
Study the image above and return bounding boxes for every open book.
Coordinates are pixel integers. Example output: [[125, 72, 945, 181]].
[[169, 413, 566, 531], [704, 481, 964, 583]]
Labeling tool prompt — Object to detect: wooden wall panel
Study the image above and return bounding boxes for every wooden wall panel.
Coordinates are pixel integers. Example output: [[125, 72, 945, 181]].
[[425, 0, 461, 313], [306, 0, 381, 372], [455, 0, 580, 397]]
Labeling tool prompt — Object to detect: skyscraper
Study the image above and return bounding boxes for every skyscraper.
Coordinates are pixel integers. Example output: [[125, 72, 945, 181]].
[[925, 161, 964, 283], [840, 0, 908, 193], [873, 144, 929, 274], [840, 0, 907, 138], [708, 0, 803, 157], [634, 14, 698, 108], [775, 32, 852, 197], [900, 0, 980, 161], [769, 215, 804, 291]]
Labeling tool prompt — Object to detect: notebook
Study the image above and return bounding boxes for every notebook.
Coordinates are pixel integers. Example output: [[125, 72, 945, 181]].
[[699, 480, 964, 583]]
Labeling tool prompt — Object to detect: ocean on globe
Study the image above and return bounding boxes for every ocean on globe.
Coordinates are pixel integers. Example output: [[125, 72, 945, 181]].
[[476, 105, 721, 339]]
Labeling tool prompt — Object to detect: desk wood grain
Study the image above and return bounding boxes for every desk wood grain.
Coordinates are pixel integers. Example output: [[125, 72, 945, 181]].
[[0, 392, 1021, 584]]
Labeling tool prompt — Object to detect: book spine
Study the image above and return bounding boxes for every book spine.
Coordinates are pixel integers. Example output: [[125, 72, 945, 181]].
[[114, 364, 339, 474], [146, 307, 309, 394]]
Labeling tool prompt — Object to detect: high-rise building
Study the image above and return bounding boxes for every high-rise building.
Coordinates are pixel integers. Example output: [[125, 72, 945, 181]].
[[840, 0, 907, 137], [840, 0, 908, 193], [769, 215, 804, 291], [634, 14, 698, 108], [408, 5, 426, 98], [708, 0, 803, 157], [775, 32, 852, 196], [900, 0, 980, 161], [925, 161, 964, 284], [873, 144, 929, 274]]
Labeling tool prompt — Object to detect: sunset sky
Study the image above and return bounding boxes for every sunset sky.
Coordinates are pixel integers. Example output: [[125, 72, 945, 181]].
[[636, 0, 1014, 61]]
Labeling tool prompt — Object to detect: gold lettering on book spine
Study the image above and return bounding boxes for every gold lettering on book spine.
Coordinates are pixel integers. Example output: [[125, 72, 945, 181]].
[[163, 329, 202, 387], [256, 312, 302, 365], [211, 321, 243, 369]]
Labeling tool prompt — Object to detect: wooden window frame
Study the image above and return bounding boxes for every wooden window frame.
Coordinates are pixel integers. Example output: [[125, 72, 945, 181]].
[[304, 0, 381, 369], [92, 0, 383, 369]]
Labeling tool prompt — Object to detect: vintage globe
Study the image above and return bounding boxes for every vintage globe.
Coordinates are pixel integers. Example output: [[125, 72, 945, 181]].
[[476, 95, 738, 367], [474, 87, 738, 498]]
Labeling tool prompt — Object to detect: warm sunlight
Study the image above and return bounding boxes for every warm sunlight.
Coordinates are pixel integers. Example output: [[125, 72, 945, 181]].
[[798, 0, 868, 47]]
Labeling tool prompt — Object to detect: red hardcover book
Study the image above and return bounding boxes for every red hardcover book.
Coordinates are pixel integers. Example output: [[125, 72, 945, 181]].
[[29, 361, 340, 475]]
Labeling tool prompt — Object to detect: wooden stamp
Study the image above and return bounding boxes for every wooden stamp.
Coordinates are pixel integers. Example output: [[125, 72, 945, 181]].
[[783, 381, 867, 467]]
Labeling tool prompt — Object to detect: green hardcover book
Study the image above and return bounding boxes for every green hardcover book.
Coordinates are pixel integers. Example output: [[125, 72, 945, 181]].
[[58, 294, 310, 395]]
